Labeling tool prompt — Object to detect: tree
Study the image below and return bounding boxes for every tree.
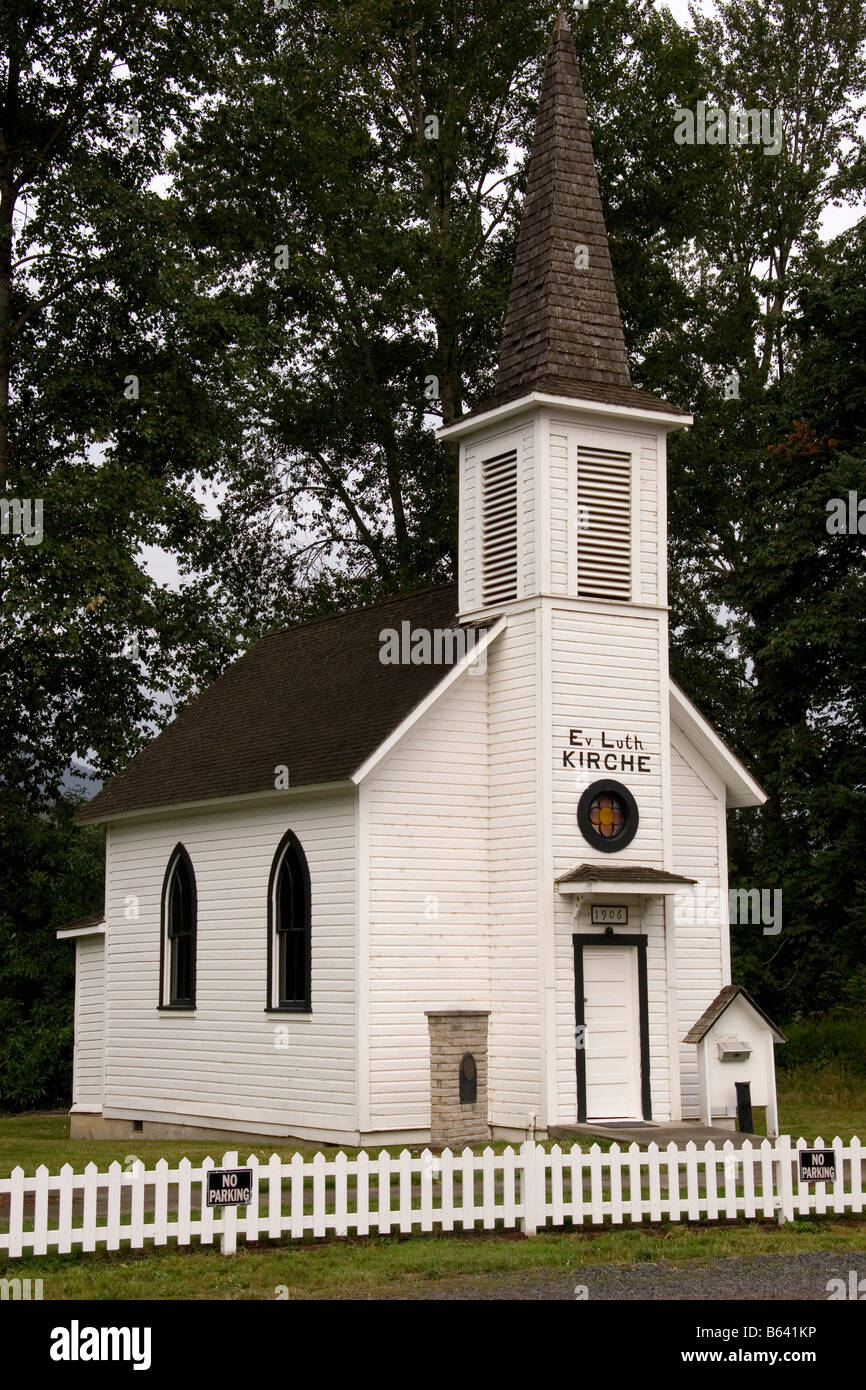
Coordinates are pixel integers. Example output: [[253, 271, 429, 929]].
[[0, 1, 270, 802], [161, 0, 708, 614], [726, 224, 866, 1015], [0, 790, 104, 1109]]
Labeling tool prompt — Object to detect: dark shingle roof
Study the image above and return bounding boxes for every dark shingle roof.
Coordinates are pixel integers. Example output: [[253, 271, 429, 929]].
[[56, 912, 105, 933], [683, 985, 786, 1044], [557, 864, 696, 885], [479, 11, 688, 422], [78, 583, 482, 823]]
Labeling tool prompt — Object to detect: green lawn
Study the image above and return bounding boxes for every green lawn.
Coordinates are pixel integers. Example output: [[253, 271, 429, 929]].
[[0, 1113, 595, 1179], [2, 1064, 864, 1299], [4, 1217, 866, 1300], [776, 1065, 866, 1143]]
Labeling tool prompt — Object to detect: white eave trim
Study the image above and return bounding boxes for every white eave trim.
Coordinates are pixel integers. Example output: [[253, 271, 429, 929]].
[[352, 616, 506, 784], [77, 779, 355, 827], [557, 880, 690, 897], [669, 680, 766, 808], [56, 921, 105, 940], [437, 391, 693, 441]]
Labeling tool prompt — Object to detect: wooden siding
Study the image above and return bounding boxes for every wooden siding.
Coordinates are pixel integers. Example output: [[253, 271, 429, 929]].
[[103, 794, 356, 1136], [549, 429, 569, 593], [365, 667, 489, 1130], [520, 420, 536, 597], [72, 935, 105, 1110], [670, 728, 727, 1117], [639, 434, 659, 606], [551, 603, 666, 867], [488, 608, 544, 1126], [550, 600, 671, 1119]]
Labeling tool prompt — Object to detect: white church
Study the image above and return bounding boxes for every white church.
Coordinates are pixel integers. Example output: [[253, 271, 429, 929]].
[[63, 14, 779, 1147]]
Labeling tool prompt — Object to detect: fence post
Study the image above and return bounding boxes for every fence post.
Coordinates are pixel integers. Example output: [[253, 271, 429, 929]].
[[776, 1134, 794, 1225], [220, 1150, 239, 1256], [519, 1140, 539, 1236]]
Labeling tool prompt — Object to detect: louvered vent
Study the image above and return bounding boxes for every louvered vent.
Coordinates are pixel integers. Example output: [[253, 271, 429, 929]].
[[576, 446, 632, 600], [481, 449, 518, 605]]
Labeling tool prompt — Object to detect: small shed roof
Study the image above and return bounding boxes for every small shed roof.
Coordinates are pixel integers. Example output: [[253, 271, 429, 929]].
[[683, 985, 786, 1045], [55, 912, 106, 940], [557, 864, 696, 895], [558, 864, 696, 885]]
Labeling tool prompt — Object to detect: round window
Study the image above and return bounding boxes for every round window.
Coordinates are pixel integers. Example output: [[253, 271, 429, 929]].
[[577, 779, 639, 853]]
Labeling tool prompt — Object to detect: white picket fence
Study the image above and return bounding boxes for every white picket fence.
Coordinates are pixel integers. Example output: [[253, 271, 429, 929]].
[[0, 1135, 862, 1260]]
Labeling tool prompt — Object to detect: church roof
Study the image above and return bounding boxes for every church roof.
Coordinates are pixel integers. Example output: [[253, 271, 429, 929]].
[[463, 10, 688, 424], [77, 583, 478, 824]]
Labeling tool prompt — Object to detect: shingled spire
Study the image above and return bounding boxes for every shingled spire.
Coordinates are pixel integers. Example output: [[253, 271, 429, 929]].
[[487, 11, 683, 417]]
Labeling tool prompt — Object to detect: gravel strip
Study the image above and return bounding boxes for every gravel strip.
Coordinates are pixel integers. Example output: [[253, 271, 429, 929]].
[[356, 1250, 866, 1300]]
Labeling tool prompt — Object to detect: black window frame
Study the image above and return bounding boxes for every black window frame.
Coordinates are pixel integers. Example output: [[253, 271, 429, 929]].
[[266, 829, 312, 1014], [159, 844, 197, 1010], [576, 778, 640, 853]]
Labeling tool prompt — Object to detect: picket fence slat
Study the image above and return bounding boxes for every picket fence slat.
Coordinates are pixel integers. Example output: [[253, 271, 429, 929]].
[[33, 1165, 50, 1257], [648, 1144, 662, 1222], [742, 1142, 756, 1219], [1, 1134, 862, 1259], [440, 1148, 455, 1232], [665, 1143, 681, 1223], [57, 1164, 73, 1254], [850, 1137, 863, 1213], [200, 1157, 215, 1246], [177, 1158, 192, 1246], [607, 1144, 622, 1223]]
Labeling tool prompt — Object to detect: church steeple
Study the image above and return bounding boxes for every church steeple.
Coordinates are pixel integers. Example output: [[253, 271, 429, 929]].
[[487, 11, 684, 420], [440, 11, 692, 622]]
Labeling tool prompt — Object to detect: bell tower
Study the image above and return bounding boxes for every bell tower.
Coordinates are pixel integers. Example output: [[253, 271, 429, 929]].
[[442, 9, 690, 621], [438, 11, 693, 1133]]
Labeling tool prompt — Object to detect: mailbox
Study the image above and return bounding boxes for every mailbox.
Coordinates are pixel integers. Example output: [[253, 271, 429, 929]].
[[717, 1034, 752, 1063]]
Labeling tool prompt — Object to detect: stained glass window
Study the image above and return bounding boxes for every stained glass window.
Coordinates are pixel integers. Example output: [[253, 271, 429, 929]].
[[589, 791, 626, 840], [577, 779, 639, 853]]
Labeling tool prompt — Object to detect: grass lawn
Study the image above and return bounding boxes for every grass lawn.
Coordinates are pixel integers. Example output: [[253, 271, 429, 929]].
[[5, 1217, 866, 1300], [2, 1064, 865, 1298], [0, 1113, 599, 1179], [776, 1065, 866, 1143]]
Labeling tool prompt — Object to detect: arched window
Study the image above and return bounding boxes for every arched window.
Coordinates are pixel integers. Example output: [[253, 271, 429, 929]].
[[267, 830, 311, 1012], [160, 845, 197, 1008]]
